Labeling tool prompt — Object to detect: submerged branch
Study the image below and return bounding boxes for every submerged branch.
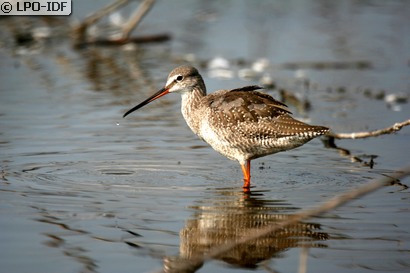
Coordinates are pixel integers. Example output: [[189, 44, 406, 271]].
[[204, 166, 410, 259], [158, 166, 410, 273]]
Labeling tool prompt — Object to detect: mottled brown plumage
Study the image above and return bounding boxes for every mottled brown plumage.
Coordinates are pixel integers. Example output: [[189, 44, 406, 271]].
[[124, 65, 329, 191]]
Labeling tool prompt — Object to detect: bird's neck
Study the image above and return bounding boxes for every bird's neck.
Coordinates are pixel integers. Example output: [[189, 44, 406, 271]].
[[181, 86, 206, 135]]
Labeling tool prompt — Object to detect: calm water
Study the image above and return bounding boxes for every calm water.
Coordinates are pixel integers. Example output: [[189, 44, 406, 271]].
[[1, 1, 409, 272]]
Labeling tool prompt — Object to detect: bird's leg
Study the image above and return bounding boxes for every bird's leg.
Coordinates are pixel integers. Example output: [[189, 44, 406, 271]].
[[241, 160, 251, 191]]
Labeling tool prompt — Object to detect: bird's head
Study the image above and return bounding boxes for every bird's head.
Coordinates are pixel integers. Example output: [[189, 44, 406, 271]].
[[123, 65, 205, 118]]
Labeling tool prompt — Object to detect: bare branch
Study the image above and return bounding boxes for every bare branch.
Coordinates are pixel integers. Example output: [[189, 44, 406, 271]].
[[329, 118, 410, 139], [72, 0, 130, 47], [298, 246, 309, 273], [122, 0, 156, 39], [82, 0, 130, 27], [72, 0, 169, 48]]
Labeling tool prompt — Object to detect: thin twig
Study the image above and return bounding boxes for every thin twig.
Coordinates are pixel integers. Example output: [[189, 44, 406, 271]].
[[81, 0, 130, 28], [329, 118, 410, 139], [298, 247, 309, 273], [72, 0, 130, 47], [72, 0, 167, 48], [122, 0, 156, 39], [162, 166, 410, 273]]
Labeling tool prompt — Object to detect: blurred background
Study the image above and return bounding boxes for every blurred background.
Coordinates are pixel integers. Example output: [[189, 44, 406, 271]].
[[0, 1, 409, 273]]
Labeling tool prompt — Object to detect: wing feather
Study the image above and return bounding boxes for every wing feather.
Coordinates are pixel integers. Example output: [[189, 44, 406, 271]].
[[202, 87, 328, 140]]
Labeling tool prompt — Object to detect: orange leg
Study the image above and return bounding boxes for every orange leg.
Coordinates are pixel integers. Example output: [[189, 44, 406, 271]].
[[240, 160, 251, 191]]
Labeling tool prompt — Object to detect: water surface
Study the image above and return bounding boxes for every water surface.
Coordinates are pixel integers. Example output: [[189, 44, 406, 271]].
[[1, 1, 409, 272]]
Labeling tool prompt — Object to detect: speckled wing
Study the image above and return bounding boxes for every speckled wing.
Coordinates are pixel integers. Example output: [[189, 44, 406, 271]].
[[204, 86, 328, 141]]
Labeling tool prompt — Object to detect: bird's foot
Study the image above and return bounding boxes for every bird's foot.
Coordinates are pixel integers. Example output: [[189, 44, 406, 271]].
[[242, 179, 251, 193], [242, 185, 251, 193]]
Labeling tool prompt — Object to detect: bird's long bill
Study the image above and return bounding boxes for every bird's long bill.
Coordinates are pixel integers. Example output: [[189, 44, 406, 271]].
[[123, 87, 170, 118]]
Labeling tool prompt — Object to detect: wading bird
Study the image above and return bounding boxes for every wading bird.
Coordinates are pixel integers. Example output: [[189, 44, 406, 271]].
[[123, 65, 329, 191]]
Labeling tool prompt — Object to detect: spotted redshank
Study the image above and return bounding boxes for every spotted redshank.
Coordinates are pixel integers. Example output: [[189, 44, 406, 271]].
[[123, 65, 329, 191]]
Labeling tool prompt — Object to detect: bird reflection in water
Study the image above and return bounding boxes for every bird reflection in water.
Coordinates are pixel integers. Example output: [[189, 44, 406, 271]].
[[164, 189, 328, 273]]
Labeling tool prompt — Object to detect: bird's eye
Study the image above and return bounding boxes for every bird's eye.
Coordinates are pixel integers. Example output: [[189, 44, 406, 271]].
[[176, 75, 184, 82]]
